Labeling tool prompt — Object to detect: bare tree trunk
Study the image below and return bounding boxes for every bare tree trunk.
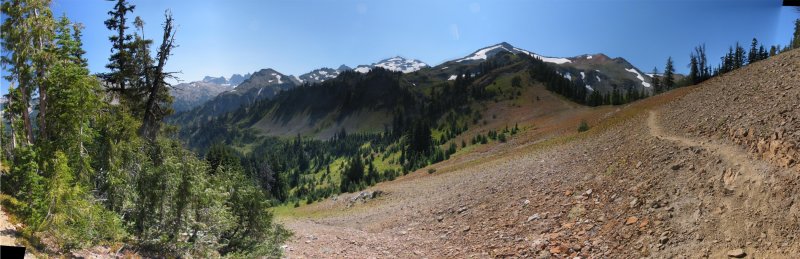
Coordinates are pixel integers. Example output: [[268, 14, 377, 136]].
[[19, 84, 33, 146], [6, 84, 17, 150], [34, 7, 48, 142]]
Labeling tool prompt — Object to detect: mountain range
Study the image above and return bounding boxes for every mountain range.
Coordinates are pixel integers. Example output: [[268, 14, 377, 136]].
[[170, 42, 666, 143], [170, 73, 251, 112]]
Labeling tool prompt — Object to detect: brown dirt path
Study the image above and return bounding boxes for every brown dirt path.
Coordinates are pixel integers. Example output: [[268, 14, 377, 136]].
[[0, 206, 18, 247], [647, 110, 762, 184]]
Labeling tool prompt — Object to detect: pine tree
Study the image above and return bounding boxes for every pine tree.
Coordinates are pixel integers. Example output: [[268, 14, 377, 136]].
[[758, 45, 768, 61], [694, 44, 709, 81], [651, 67, 661, 94], [733, 42, 745, 69], [688, 54, 698, 84], [748, 38, 759, 64], [721, 47, 734, 74], [663, 57, 675, 90], [1, 0, 47, 145], [103, 0, 136, 101], [44, 17, 102, 180], [29, 0, 56, 142]]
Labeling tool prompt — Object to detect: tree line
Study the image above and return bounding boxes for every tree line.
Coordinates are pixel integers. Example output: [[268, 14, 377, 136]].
[[654, 17, 800, 93]]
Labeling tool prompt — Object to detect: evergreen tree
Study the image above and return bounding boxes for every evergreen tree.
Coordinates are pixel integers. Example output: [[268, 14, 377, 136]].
[[103, 0, 135, 95], [651, 67, 661, 94], [663, 57, 675, 90], [688, 55, 698, 84], [0, 0, 53, 145], [44, 19, 102, 181], [748, 38, 759, 64], [694, 44, 709, 81], [722, 46, 734, 73], [758, 45, 768, 61], [733, 42, 745, 69]]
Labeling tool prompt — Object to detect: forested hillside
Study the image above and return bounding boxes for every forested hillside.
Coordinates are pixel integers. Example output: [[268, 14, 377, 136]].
[[0, 0, 288, 257]]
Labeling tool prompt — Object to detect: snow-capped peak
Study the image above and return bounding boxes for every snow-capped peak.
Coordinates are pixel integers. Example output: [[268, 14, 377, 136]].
[[454, 42, 571, 65], [354, 56, 429, 74], [297, 67, 342, 84]]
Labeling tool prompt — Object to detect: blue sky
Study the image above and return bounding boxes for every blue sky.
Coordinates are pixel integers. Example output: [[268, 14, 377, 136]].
[[1, 0, 798, 96]]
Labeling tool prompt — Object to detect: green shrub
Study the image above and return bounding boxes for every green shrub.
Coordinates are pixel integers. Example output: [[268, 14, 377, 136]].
[[43, 152, 126, 251], [578, 120, 590, 132]]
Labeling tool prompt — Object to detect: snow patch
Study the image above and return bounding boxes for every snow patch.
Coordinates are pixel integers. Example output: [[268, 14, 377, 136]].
[[580, 72, 585, 80], [563, 73, 572, 81], [513, 47, 572, 64], [256, 87, 264, 96], [596, 75, 601, 82], [355, 66, 371, 73], [585, 84, 594, 91], [454, 44, 571, 65], [587, 55, 593, 59], [447, 75, 457, 81], [624, 68, 651, 88], [456, 44, 507, 62]]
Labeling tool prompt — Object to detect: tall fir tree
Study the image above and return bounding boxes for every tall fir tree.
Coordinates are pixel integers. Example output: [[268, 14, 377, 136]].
[[0, 0, 56, 145], [748, 38, 762, 64], [663, 57, 675, 90], [103, 0, 137, 103], [688, 54, 698, 85], [651, 67, 661, 94], [733, 42, 745, 69], [694, 44, 709, 81]]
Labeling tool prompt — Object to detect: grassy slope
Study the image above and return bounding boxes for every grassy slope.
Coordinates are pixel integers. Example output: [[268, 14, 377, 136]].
[[273, 71, 697, 219]]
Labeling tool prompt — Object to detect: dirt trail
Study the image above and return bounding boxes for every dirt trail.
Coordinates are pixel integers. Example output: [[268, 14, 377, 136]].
[[648, 110, 762, 184], [648, 109, 781, 258], [0, 206, 19, 246]]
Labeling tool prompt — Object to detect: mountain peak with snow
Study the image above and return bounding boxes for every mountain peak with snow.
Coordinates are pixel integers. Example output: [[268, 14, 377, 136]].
[[454, 42, 571, 65], [354, 56, 429, 74]]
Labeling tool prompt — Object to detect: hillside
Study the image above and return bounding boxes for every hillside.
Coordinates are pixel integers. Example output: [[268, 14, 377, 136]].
[[171, 42, 656, 141], [176, 43, 657, 147], [279, 48, 800, 258], [431, 42, 655, 96]]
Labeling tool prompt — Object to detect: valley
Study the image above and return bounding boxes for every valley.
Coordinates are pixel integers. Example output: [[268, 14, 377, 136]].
[[279, 48, 800, 258]]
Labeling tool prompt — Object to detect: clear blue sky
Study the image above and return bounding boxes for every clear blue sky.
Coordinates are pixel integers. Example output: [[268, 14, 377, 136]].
[[1, 0, 798, 96]]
